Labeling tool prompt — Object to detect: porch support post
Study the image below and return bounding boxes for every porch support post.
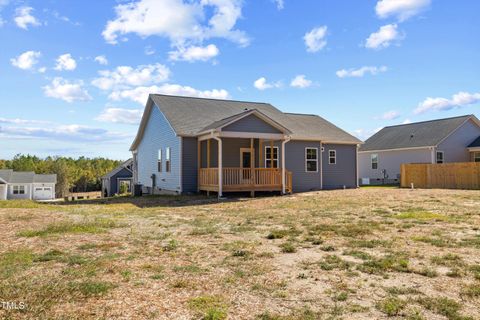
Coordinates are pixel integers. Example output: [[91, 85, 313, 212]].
[[281, 137, 291, 194], [270, 140, 274, 185], [259, 139, 263, 167], [213, 137, 223, 198], [250, 138, 255, 197], [207, 139, 211, 168]]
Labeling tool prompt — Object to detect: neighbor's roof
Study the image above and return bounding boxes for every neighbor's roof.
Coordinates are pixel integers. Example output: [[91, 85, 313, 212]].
[[0, 169, 57, 184], [130, 94, 361, 150], [468, 136, 480, 148], [102, 159, 133, 180], [360, 115, 478, 152]]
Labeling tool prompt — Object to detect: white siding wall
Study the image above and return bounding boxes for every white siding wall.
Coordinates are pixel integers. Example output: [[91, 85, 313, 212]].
[[437, 119, 480, 163], [136, 104, 181, 193], [0, 185, 6, 200], [359, 148, 433, 180], [7, 184, 32, 200]]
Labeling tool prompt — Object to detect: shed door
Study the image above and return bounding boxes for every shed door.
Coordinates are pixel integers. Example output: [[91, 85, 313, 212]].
[[34, 187, 52, 200]]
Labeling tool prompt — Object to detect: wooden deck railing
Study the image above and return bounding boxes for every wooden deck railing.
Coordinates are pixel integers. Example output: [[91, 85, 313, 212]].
[[199, 168, 292, 193]]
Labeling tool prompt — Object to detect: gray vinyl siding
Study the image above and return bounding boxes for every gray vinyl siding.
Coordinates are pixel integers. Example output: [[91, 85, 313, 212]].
[[285, 141, 321, 192], [182, 137, 198, 193], [322, 144, 357, 189], [436, 119, 480, 163], [0, 185, 6, 200], [358, 148, 432, 180], [222, 114, 282, 133], [108, 168, 132, 197], [136, 104, 181, 193]]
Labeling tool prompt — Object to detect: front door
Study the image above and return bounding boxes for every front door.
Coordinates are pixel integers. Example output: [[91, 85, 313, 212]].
[[240, 148, 254, 181]]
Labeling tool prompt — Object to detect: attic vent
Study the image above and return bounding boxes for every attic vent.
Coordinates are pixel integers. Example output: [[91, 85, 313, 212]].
[[410, 134, 414, 139], [244, 108, 249, 111]]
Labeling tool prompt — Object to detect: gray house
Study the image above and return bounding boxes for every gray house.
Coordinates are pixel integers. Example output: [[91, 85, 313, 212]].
[[130, 94, 361, 196], [101, 159, 133, 197], [0, 169, 57, 200], [359, 115, 480, 184]]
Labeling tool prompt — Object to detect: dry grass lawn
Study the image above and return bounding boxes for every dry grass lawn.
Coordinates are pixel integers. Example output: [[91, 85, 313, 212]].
[[0, 188, 479, 319]]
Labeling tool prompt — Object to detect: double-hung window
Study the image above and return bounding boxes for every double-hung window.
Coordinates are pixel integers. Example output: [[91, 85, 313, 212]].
[[265, 146, 278, 168], [13, 185, 25, 195], [329, 150, 336, 165], [305, 148, 318, 172], [165, 147, 171, 172], [436, 151, 444, 164], [475, 152, 480, 163], [371, 154, 378, 170], [157, 149, 162, 172]]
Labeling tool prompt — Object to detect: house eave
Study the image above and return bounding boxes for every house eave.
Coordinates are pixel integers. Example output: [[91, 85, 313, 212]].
[[358, 146, 434, 153]]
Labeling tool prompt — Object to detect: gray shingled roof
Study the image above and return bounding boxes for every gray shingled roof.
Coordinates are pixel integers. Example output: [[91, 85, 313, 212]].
[[130, 94, 360, 150], [102, 159, 133, 180], [0, 169, 56, 184], [360, 115, 476, 152], [468, 136, 480, 148]]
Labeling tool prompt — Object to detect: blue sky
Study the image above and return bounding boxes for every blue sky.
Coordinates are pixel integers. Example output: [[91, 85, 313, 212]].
[[0, 0, 479, 160]]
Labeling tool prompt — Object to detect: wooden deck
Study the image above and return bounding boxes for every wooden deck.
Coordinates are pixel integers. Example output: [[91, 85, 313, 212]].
[[199, 168, 292, 193]]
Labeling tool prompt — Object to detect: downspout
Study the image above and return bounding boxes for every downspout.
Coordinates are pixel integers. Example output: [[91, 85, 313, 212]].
[[212, 135, 223, 198], [356, 144, 360, 188], [320, 141, 323, 190], [281, 136, 291, 194]]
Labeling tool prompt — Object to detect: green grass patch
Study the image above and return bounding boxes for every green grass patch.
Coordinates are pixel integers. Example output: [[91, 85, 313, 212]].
[[188, 295, 228, 320], [357, 254, 409, 275], [0, 249, 34, 279], [376, 296, 406, 316], [394, 210, 448, 221], [69, 280, 115, 297], [318, 255, 351, 271], [18, 219, 120, 237], [417, 297, 472, 320]]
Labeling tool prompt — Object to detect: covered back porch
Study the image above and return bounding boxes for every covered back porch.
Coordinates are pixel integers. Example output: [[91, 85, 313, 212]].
[[197, 134, 292, 196]]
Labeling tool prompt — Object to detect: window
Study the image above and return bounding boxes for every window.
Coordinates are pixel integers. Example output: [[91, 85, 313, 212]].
[[436, 151, 444, 164], [13, 185, 25, 195], [329, 150, 336, 165], [157, 149, 162, 172], [265, 146, 278, 168], [305, 148, 318, 172], [474, 152, 480, 163], [165, 147, 171, 172], [371, 154, 378, 170]]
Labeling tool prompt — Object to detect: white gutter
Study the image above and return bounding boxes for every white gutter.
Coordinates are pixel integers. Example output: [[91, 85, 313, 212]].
[[281, 136, 291, 194]]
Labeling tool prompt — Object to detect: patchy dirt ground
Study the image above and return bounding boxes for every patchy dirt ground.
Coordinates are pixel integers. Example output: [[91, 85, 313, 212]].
[[0, 188, 479, 319]]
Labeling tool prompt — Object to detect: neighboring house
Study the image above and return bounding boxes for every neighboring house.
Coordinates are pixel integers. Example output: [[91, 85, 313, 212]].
[[359, 115, 480, 184], [0, 169, 57, 200], [101, 159, 133, 197], [130, 94, 361, 196]]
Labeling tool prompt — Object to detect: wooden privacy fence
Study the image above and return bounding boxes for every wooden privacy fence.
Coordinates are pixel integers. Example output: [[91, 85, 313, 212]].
[[401, 162, 480, 190]]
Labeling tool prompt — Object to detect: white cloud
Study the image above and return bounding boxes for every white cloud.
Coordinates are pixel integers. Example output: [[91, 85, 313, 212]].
[[169, 44, 219, 62], [414, 91, 480, 114], [109, 84, 229, 104], [14, 6, 40, 30], [95, 108, 143, 124], [38, 67, 47, 73], [376, 0, 431, 21], [94, 55, 108, 65], [352, 127, 382, 141], [402, 119, 412, 124], [290, 75, 312, 88], [10, 51, 41, 70], [379, 110, 400, 120], [144, 46, 155, 55], [92, 63, 171, 91], [336, 66, 388, 78], [0, 117, 50, 125], [54, 53, 77, 71], [43, 77, 92, 103], [0, 124, 129, 142], [365, 24, 402, 50], [273, 0, 284, 10], [304, 26, 328, 53], [102, 0, 249, 47], [253, 77, 281, 91]]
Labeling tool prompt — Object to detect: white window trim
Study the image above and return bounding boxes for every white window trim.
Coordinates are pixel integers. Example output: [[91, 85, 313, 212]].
[[13, 185, 26, 195], [474, 152, 480, 162], [165, 147, 171, 173], [436, 151, 444, 164], [264, 146, 279, 168], [158, 149, 162, 172], [305, 147, 319, 173], [329, 150, 336, 165], [371, 153, 378, 170]]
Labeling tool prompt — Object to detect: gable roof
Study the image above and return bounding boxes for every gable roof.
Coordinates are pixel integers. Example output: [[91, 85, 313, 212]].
[[102, 159, 133, 180], [130, 94, 361, 150], [0, 169, 56, 184], [360, 115, 479, 152]]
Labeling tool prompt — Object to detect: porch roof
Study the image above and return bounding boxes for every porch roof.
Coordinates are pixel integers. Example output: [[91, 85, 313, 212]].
[[468, 135, 480, 148]]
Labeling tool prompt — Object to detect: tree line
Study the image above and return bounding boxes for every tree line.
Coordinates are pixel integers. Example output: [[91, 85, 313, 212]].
[[0, 154, 123, 197]]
